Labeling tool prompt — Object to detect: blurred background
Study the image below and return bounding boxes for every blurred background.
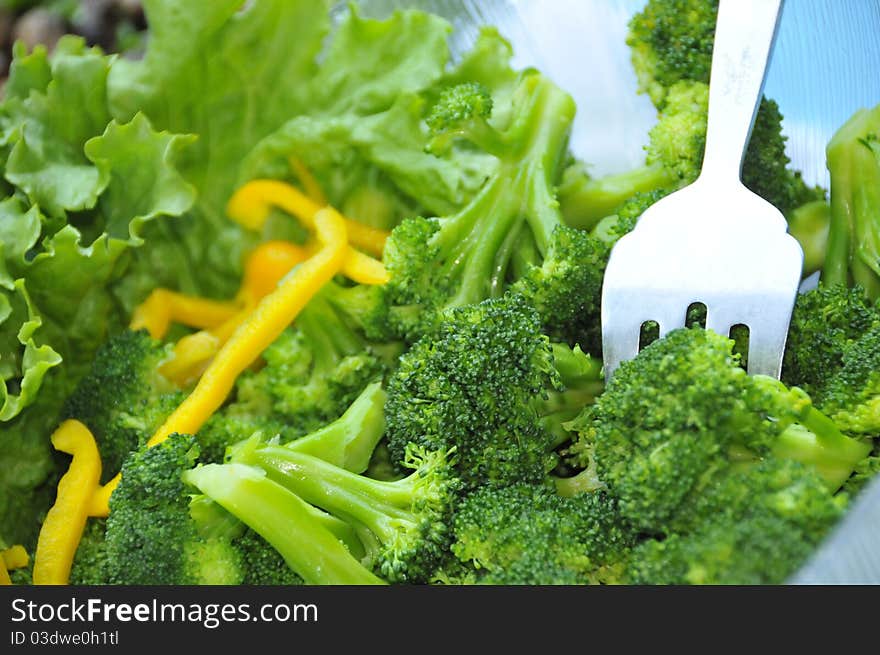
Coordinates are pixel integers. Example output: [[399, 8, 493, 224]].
[[0, 0, 146, 75], [349, 0, 880, 189]]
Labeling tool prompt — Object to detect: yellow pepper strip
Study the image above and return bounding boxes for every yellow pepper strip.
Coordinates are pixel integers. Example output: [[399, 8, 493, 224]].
[[157, 237, 386, 388], [239, 240, 310, 304], [159, 331, 222, 388], [344, 248, 391, 285], [227, 180, 389, 258], [130, 289, 241, 340], [159, 241, 312, 388], [33, 420, 102, 585], [288, 156, 327, 205], [149, 207, 347, 444], [0, 545, 26, 585], [92, 208, 350, 513], [2, 545, 28, 571], [342, 220, 390, 259]]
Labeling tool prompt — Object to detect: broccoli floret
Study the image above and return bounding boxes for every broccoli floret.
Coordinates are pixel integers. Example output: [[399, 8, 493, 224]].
[[627, 459, 846, 584], [72, 384, 390, 585], [822, 104, 880, 299], [567, 327, 868, 534], [452, 483, 634, 585], [229, 289, 384, 438], [557, 82, 707, 231], [234, 441, 459, 584], [185, 462, 384, 585], [744, 97, 827, 220], [511, 225, 610, 352], [425, 81, 498, 155], [643, 80, 709, 184], [624, 0, 825, 216], [62, 329, 183, 482], [381, 71, 578, 342], [385, 294, 603, 489], [813, 323, 880, 435], [234, 528, 303, 586], [101, 433, 243, 585], [782, 283, 880, 396], [69, 518, 109, 586], [627, 0, 718, 107]]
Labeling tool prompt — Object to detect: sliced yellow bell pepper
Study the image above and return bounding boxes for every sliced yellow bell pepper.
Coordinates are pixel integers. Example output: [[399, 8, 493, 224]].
[[92, 208, 350, 514], [33, 420, 102, 585], [1, 545, 27, 585], [130, 289, 241, 340], [2, 545, 28, 571], [156, 241, 311, 388], [227, 179, 389, 258]]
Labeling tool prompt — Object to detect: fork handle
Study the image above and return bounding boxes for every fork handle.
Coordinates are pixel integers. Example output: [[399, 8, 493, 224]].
[[700, 0, 785, 184]]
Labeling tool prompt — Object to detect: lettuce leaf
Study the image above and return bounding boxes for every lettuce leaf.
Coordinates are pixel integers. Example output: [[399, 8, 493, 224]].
[[0, 38, 197, 544], [0, 0, 511, 548]]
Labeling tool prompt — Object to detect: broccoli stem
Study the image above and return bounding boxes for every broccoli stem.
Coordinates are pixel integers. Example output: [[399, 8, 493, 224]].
[[246, 446, 417, 516], [559, 164, 675, 231], [297, 293, 364, 362], [510, 77, 578, 254], [851, 162, 880, 298], [773, 412, 872, 491], [822, 106, 880, 295], [435, 73, 576, 310], [457, 116, 508, 157], [184, 463, 385, 585], [787, 200, 830, 277], [283, 381, 386, 473], [444, 180, 520, 308]]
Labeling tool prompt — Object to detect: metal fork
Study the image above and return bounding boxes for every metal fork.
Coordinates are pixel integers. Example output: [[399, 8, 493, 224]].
[[601, 0, 803, 380]]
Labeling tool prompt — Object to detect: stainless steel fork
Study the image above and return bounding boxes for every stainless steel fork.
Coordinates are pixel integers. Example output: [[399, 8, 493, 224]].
[[601, 0, 803, 380]]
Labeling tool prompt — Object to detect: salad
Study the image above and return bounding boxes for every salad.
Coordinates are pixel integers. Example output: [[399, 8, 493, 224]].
[[1, 0, 879, 586]]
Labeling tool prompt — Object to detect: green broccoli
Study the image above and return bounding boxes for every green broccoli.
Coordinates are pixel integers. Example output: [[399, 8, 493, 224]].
[[812, 323, 880, 436], [385, 294, 603, 489], [626, 459, 846, 584], [233, 439, 459, 584], [557, 81, 707, 231], [62, 329, 183, 482], [85, 429, 376, 585], [452, 483, 634, 585], [566, 328, 869, 535], [622, 0, 824, 218], [225, 287, 384, 440], [101, 433, 241, 585], [381, 72, 583, 342], [821, 104, 880, 299], [782, 283, 880, 396], [627, 0, 718, 107], [185, 461, 384, 585]]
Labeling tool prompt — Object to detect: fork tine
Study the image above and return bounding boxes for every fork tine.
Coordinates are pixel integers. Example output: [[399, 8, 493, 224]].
[[601, 315, 643, 381], [744, 312, 791, 378]]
